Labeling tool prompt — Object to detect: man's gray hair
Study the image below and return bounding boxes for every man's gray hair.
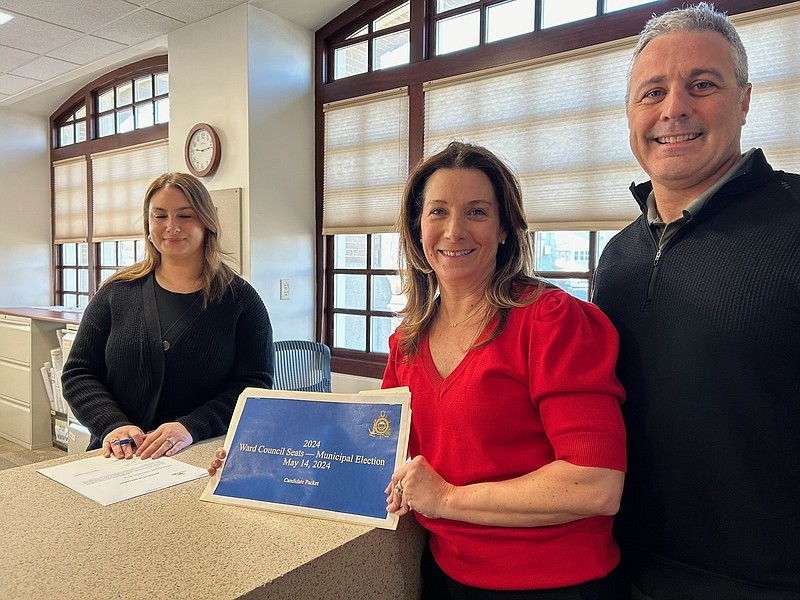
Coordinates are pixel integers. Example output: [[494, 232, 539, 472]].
[[629, 2, 749, 94]]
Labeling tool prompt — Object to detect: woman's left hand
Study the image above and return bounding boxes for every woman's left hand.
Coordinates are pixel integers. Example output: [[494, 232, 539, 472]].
[[135, 422, 193, 459], [385, 455, 455, 519]]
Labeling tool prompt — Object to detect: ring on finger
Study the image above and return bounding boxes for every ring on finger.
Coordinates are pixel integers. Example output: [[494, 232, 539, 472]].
[[165, 437, 175, 448], [394, 480, 404, 496], [109, 438, 119, 445]]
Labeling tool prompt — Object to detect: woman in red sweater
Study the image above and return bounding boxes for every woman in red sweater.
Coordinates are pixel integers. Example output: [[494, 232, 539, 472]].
[[382, 141, 627, 598]]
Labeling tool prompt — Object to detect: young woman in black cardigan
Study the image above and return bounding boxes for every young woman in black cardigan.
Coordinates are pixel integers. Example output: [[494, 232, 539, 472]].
[[62, 172, 274, 459]]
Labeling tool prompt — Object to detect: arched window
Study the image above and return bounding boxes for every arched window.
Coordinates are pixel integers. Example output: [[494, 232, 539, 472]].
[[50, 56, 169, 309]]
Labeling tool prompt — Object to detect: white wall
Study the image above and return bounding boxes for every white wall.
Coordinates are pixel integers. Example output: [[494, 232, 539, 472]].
[[168, 5, 315, 341], [167, 6, 250, 258], [0, 108, 51, 307], [247, 5, 315, 341]]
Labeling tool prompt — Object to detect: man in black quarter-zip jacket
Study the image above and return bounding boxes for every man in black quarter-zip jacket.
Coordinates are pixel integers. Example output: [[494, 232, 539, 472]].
[[592, 4, 800, 600]]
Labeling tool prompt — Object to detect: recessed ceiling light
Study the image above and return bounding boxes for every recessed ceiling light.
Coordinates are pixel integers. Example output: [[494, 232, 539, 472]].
[[0, 11, 14, 25]]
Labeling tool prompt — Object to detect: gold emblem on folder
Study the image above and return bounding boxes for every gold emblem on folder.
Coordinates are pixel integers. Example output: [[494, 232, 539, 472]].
[[368, 411, 392, 438]]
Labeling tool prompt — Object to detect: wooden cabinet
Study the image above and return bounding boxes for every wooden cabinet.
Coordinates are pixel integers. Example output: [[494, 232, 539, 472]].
[[0, 309, 81, 449]]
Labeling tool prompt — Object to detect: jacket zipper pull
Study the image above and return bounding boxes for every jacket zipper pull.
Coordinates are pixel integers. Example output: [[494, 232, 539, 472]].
[[653, 248, 662, 266]]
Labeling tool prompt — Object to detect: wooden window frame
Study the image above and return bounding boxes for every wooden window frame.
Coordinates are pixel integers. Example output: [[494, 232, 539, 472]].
[[50, 56, 168, 305]]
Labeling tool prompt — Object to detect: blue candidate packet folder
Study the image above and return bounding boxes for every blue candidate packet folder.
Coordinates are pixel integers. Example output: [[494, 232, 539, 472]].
[[201, 387, 411, 529]]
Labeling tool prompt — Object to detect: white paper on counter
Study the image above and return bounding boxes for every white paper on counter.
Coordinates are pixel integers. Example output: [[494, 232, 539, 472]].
[[37, 455, 208, 506]]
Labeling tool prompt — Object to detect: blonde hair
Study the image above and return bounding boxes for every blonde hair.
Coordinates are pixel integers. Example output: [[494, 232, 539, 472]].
[[395, 141, 546, 357], [104, 172, 236, 307]]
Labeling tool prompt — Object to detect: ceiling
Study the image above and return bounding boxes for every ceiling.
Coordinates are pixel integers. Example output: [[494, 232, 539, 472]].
[[0, 0, 358, 116]]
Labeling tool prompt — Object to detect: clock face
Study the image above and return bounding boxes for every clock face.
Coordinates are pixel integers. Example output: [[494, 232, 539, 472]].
[[185, 124, 220, 176]]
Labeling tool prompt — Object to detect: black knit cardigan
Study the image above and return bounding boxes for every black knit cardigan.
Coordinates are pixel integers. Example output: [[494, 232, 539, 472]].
[[62, 273, 274, 450]]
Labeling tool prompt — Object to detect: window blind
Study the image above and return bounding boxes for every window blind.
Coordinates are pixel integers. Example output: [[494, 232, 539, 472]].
[[53, 157, 88, 243], [424, 40, 645, 231], [424, 4, 800, 230], [737, 5, 800, 173], [323, 88, 409, 234], [91, 140, 168, 240]]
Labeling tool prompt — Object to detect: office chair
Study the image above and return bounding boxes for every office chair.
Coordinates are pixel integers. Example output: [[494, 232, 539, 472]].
[[273, 340, 332, 393]]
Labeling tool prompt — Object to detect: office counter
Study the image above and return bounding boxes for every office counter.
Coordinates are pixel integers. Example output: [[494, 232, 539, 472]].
[[3, 439, 426, 599]]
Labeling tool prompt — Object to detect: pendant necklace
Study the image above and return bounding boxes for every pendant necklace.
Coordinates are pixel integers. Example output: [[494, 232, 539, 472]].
[[442, 300, 487, 328]]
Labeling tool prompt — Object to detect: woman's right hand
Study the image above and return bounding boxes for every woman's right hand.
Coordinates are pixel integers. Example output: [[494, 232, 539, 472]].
[[207, 447, 227, 476], [102, 426, 146, 459]]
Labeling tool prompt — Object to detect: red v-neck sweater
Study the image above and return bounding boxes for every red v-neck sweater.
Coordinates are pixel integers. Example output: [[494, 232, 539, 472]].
[[383, 288, 626, 590]]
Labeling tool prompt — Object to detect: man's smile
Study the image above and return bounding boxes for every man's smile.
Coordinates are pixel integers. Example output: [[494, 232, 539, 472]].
[[655, 132, 702, 144]]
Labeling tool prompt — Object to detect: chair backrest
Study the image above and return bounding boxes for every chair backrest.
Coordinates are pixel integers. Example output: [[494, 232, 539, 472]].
[[273, 340, 332, 393]]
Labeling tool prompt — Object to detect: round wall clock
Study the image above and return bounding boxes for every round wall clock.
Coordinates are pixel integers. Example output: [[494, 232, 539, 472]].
[[185, 123, 221, 177]]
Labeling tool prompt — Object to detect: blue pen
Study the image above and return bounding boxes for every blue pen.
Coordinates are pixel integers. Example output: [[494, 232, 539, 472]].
[[116, 438, 134, 446]]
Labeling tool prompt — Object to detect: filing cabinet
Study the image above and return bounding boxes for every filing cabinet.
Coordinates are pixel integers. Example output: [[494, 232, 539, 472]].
[[0, 314, 63, 449], [0, 308, 82, 449]]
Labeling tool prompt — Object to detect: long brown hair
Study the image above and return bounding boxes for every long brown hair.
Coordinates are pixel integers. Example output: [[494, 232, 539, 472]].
[[395, 141, 546, 357], [103, 172, 236, 307]]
